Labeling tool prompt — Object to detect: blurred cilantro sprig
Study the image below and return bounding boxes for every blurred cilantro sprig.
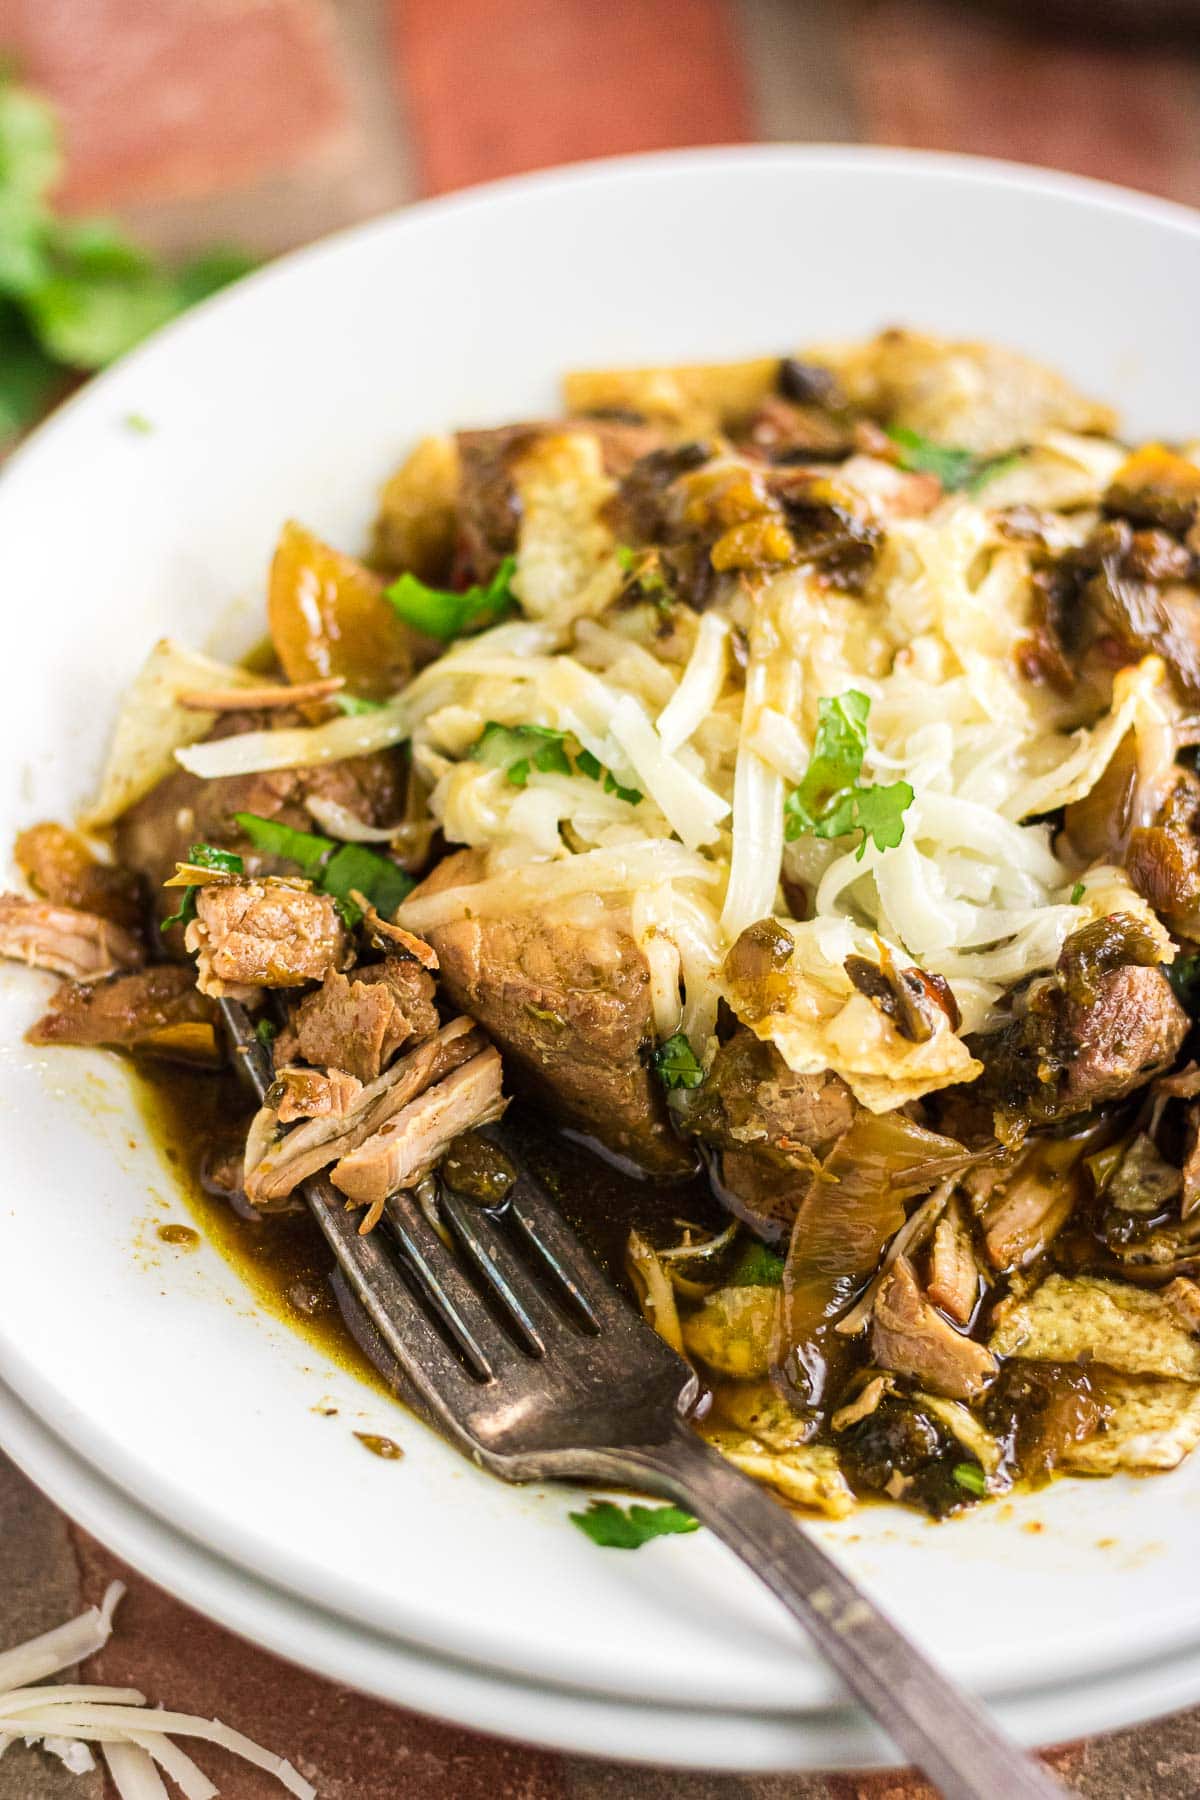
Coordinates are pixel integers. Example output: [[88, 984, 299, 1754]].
[[0, 72, 255, 441]]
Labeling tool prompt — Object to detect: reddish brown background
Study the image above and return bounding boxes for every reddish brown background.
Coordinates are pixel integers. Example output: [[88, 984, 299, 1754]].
[[3, 1, 1200, 1794]]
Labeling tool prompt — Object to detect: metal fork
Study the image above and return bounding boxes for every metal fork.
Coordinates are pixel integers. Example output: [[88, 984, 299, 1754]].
[[219, 997, 1063, 1799]]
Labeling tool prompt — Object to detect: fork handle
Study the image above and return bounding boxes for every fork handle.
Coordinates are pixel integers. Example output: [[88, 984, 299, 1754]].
[[614, 1426, 1064, 1800]]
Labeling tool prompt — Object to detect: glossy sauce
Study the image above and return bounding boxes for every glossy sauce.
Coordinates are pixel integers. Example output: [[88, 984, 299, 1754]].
[[132, 1061, 721, 1393]]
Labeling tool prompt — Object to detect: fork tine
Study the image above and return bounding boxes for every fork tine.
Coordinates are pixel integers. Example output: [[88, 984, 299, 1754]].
[[502, 1169, 613, 1334], [438, 1188, 547, 1355], [302, 1175, 488, 1418], [383, 1190, 535, 1379]]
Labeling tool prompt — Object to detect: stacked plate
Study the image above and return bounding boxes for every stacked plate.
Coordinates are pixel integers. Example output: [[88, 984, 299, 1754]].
[[2, 149, 1199, 1769]]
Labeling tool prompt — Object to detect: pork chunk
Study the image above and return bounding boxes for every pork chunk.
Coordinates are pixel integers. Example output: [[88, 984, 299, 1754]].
[[974, 956, 1187, 1132], [277, 958, 438, 1084], [676, 1027, 854, 1237], [28, 964, 218, 1062], [331, 1047, 507, 1217], [185, 880, 349, 997], [870, 1257, 997, 1402], [0, 893, 144, 982], [116, 708, 405, 939], [410, 849, 692, 1176], [15, 823, 142, 932]]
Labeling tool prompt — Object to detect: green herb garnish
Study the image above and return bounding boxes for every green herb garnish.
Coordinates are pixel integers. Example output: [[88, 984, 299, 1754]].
[[161, 842, 243, 930], [569, 1499, 700, 1550], [1167, 953, 1200, 1016], [0, 73, 253, 441], [783, 689, 912, 860], [887, 426, 1021, 496], [233, 812, 412, 925], [951, 1462, 988, 1497], [385, 553, 517, 641], [650, 1032, 704, 1091], [255, 1017, 278, 1047], [1070, 881, 1086, 905], [321, 843, 414, 923], [467, 723, 641, 802], [332, 693, 384, 717], [730, 1242, 786, 1287], [470, 721, 572, 787]]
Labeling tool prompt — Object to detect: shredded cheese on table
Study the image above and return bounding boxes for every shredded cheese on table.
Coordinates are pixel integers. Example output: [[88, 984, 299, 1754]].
[[0, 1584, 315, 1798]]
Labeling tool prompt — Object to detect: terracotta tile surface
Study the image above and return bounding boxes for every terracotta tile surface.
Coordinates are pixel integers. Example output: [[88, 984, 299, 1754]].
[[389, 0, 754, 195], [851, 0, 1200, 206], [2, 0, 351, 210]]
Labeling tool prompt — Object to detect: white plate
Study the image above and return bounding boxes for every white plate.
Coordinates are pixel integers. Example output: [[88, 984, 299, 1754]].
[[12, 1371, 1200, 1773], [2, 146, 1200, 1762]]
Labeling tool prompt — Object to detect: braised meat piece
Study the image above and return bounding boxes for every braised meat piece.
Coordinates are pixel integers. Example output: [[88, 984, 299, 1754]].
[[0, 893, 144, 982], [330, 1047, 507, 1219], [115, 708, 405, 939], [276, 958, 439, 1084], [185, 880, 350, 998], [14, 823, 142, 933], [676, 1027, 854, 1238], [244, 1017, 485, 1204], [869, 1257, 997, 1402], [972, 918, 1187, 1134], [28, 964, 218, 1062], [411, 848, 693, 1176], [271, 1066, 363, 1122]]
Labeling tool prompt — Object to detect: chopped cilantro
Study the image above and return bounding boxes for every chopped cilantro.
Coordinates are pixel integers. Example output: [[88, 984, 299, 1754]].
[[1167, 954, 1200, 1016], [321, 843, 414, 923], [951, 1462, 987, 1497], [161, 842, 243, 931], [468, 723, 641, 801], [650, 1031, 704, 1091], [730, 1241, 785, 1287], [1070, 881, 1086, 905], [233, 811, 412, 925], [569, 1499, 699, 1549], [0, 72, 253, 441], [385, 553, 516, 640], [784, 689, 912, 860], [332, 693, 384, 717], [255, 1017, 278, 1047], [234, 813, 331, 881], [887, 426, 1021, 496], [470, 722, 572, 787], [602, 768, 643, 806]]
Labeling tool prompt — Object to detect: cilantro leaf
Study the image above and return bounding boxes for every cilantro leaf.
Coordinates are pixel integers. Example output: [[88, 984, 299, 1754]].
[[650, 1032, 704, 1091], [1070, 881, 1086, 905], [173, 245, 257, 307], [255, 1017, 278, 1047], [0, 80, 61, 200], [888, 426, 1021, 497], [730, 1242, 785, 1287], [332, 693, 384, 717], [603, 768, 643, 806], [160, 843, 242, 931], [234, 812, 332, 881], [233, 812, 412, 925], [0, 299, 59, 441], [784, 690, 912, 859], [470, 722, 572, 787], [189, 843, 244, 875], [386, 554, 517, 640], [569, 1500, 700, 1549], [321, 843, 414, 923], [952, 1462, 987, 1497], [1166, 954, 1200, 1017]]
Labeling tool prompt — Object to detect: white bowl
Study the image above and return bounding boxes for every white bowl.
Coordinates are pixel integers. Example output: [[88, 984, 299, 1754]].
[[2, 146, 1200, 1771]]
